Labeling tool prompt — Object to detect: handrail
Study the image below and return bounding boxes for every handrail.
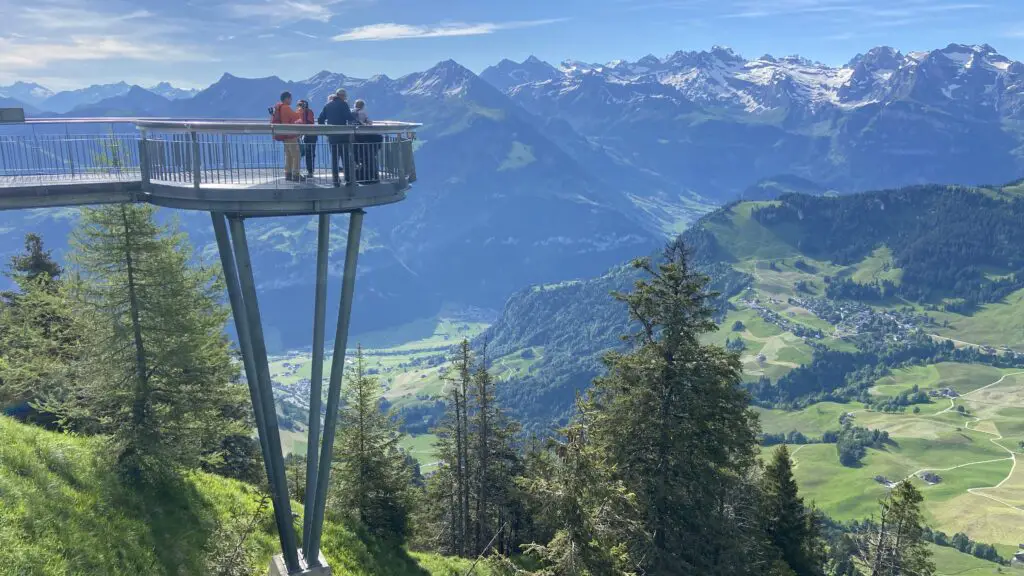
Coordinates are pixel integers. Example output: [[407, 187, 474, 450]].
[[0, 118, 419, 204], [22, 117, 421, 136], [134, 120, 421, 135]]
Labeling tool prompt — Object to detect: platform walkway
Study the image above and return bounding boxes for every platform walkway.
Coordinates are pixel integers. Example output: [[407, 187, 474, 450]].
[[0, 118, 419, 216]]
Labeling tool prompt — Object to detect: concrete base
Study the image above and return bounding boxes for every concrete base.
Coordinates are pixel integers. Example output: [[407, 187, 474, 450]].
[[268, 552, 331, 576]]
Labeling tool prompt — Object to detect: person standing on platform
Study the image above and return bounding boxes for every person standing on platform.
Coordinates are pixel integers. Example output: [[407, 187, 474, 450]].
[[317, 89, 354, 186], [352, 99, 380, 183], [296, 99, 317, 180], [271, 91, 303, 181]]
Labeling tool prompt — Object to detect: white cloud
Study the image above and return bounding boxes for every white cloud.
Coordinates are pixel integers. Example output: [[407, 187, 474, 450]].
[[226, 0, 340, 23], [19, 7, 154, 30], [333, 19, 567, 41], [0, 36, 216, 69]]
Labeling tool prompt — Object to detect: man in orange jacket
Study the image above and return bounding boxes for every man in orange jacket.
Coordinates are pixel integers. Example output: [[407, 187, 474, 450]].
[[271, 91, 303, 181]]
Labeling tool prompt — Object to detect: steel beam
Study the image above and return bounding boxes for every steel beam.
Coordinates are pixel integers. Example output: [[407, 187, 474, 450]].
[[305, 210, 364, 564], [210, 212, 273, 470], [227, 215, 301, 573], [302, 213, 331, 546]]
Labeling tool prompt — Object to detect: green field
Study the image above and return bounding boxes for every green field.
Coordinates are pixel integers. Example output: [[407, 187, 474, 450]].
[[849, 246, 904, 286], [871, 363, 1013, 398], [931, 287, 1024, 352], [760, 369, 1024, 553], [929, 543, 1010, 575], [756, 402, 859, 437], [400, 433, 440, 473], [267, 315, 490, 411]]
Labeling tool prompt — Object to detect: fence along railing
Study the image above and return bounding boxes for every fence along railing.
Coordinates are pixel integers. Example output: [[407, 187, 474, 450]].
[[0, 120, 418, 191]]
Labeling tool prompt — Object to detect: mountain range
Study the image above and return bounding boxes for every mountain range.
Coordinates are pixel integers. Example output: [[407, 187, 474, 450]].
[[0, 81, 197, 113], [3, 43, 1024, 350]]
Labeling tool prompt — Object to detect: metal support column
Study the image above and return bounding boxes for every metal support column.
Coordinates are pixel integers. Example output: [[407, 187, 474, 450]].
[[210, 213, 273, 469], [302, 213, 331, 546], [226, 215, 301, 573], [305, 210, 364, 564]]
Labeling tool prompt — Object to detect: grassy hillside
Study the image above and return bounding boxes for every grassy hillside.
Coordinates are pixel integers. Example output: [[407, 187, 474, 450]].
[[0, 417, 484, 576], [760, 370, 1024, 557]]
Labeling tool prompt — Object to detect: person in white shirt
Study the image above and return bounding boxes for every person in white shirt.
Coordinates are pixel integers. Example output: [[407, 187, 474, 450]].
[[352, 99, 370, 125], [352, 99, 379, 181]]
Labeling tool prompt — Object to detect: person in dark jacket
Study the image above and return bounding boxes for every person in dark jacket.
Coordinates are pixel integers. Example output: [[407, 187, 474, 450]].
[[296, 99, 317, 179], [318, 89, 355, 186]]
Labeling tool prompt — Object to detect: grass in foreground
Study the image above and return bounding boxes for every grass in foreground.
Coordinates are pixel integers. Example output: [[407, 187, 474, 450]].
[[0, 416, 482, 576]]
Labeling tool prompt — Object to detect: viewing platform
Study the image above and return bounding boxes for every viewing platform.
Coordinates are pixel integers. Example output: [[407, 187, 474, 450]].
[[0, 117, 420, 217], [0, 113, 423, 575]]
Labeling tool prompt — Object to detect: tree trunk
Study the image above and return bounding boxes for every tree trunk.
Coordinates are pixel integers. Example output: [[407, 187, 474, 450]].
[[121, 205, 150, 475], [459, 366, 471, 555], [453, 389, 466, 556]]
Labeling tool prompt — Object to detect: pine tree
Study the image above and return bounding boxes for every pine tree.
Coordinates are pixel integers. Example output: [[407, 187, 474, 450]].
[[425, 340, 475, 555], [587, 240, 760, 575], [58, 204, 244, 483], [467, 355, 522, 557], [419, 341, 527, 559], [860, 481, 934, 576], [520, 402, 643, 576], [761, 445, 824, 576], [0, 234, 81, 419], [8, 233, 62, 286], [470, 359, 495, 554], [332, 346, 412, 541]]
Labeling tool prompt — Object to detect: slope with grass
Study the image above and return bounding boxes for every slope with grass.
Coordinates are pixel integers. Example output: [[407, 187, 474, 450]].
[[929, 543, 1012, 576], [759, 369, 1024, 557], [0, 416, 484, 576]]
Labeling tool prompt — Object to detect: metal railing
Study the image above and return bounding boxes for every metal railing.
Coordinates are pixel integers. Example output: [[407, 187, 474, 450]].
[[0, 119, 419, 191], [0, 129, 141, 187]]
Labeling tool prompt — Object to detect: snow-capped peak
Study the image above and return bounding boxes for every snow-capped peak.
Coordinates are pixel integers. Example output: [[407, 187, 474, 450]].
[[491, 44, 1024, 118]]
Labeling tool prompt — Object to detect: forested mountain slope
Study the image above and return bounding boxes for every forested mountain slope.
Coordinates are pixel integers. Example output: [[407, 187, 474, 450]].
[[488, 182, 1024, 428]]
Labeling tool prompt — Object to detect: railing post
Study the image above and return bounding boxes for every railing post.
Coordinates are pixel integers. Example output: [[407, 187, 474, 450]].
[[64, 124, 75, 178], [139, 129, 150, 188], [222, 134, 231, 179], [191, 131, 201, 189], [396, 135, 407, 188], [345, 133, 355, 186]]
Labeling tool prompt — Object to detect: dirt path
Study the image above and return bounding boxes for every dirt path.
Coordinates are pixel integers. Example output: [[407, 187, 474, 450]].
[[925, 371, 1024, 512], [790, 444, 807, 469], [960, 371, 1024, 399], [881, 371, 1024, 514]]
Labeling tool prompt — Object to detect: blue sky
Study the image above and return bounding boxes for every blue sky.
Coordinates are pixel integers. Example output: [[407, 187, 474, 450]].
[[1, 0, 1024, 90]]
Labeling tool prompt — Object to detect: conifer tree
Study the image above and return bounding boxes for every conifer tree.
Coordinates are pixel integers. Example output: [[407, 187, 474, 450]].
[[860, 480, 934, 576], [467, 354, 522, 557], [420, 341, 527, 559], [587, 240, 760, 575], [519, 402, 643, 576], [332, 346, 412, 541], [58, 204, 243, 483], [761, 445, 824, 576], [0, 234, 81, 418], [425, 340, 474, 554]]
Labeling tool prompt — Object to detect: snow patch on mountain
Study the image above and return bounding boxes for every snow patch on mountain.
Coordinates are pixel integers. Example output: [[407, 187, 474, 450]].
[[490, 43, 1024, 118]]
